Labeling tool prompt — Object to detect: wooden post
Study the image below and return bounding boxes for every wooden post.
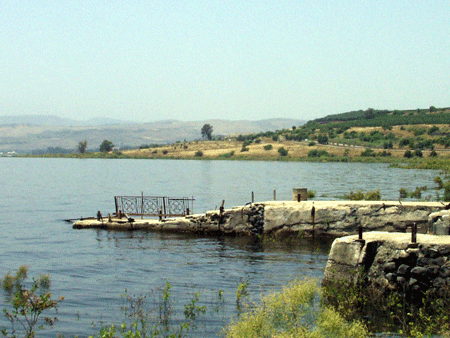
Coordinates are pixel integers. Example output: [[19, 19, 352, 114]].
[[114, 196, 119, 214], [252, 192, 254, 203], [273, 189, 276, 201]]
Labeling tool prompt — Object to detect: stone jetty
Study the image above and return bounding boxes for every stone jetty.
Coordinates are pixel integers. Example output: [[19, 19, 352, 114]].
[[73, 200, 449, 237], [323, 232, 450, 303]]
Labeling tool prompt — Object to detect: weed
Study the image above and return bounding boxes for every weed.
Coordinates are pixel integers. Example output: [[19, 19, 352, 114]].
[[1, 267, 63, 338], [226, 278, 368, 338]]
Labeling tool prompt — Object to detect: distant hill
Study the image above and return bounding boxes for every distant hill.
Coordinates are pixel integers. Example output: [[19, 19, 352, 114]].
[[0, 115, 136, 126], [310, 106, 450, 127], [0, 115, 304, 153]]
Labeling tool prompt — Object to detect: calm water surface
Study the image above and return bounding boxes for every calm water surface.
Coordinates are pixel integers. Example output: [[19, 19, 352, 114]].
[[0, 158, 440, 336]]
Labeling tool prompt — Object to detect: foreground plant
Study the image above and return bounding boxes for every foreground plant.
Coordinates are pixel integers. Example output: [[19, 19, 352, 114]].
[[225, 278, 368, 338], [90, 281, 206, 338], [1, 266, 64, 338]]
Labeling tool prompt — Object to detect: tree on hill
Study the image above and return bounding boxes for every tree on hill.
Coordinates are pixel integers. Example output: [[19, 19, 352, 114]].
[[100, 140, 114, 152], [78, 140, 87, 153], [201, 124, 213, 140], [365, 108, 375, 119]]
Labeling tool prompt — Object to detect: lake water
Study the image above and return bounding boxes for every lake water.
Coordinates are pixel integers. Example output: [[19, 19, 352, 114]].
[[0, 158, 441, 337]]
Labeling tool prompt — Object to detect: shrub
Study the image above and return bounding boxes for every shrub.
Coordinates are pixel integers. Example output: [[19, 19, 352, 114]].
[[383, 141, 393, 149], [162, 150, 168, 155], [414, 149, 423, 158], [194, 151, 203, 157], [428, 125, 440, 135], [430, 150, 438, 157], [240, 146, 249, 152], [342, 189, 381, 201], [218, 151, 234, 159], [263, 144, 273, 151], [308, 150, 329, 158], [278, 147, 288, 156], [434, 176, 444, 189], [317, 134, 328, 144], [399, 188, 409, 198], [413, 128, 427, 136], [360, 148, 376, 157], [1, 266, 64, 337], [399, 138, 411, 147], [378, 151, 391, 157], [404, 150, 413, 158], [444, 181, 450, 201], [225, 279, 368, 338], [308, 141, 316, 146], [410, 186, 427, 199]]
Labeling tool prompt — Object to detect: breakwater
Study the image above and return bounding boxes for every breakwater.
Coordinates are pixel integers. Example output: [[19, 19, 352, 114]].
[[323, 232, 450, 310], [73, 200, 447, 237]]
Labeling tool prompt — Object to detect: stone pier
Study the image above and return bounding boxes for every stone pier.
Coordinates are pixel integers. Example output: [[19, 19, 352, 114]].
[[73, 200, 448, 237], [323, 232, 450, 305]]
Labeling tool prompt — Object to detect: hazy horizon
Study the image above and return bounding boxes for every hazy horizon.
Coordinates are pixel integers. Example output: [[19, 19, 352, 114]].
[[1, 2, 449, 123]]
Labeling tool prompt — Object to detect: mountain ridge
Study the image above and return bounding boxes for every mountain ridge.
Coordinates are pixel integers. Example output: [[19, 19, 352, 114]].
[[0, 115, 304, 153]]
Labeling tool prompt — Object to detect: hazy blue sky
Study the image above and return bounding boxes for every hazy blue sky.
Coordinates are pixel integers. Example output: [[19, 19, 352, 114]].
[[1, 1, 449, 123]]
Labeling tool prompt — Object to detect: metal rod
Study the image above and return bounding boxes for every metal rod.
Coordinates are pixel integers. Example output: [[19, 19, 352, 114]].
[[141, 191, 144, 219], [411, 222, 417, 243]]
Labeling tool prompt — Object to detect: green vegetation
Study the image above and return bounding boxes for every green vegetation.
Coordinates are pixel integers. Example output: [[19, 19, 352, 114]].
[[7, 261, 450, 337], [278, 147, 288, 156], [201, 123, 213, 140], [194, 150, 203, 157], [340, 189, 381, 201], [218, 151, 235, 159], [100, 139, 114, 152], [323, 272, 450, 337], [78, 140, 88, 153], [308, 149, 330, 158], [22, 105, 450, 173], [1, 266, 64, 338], [226, 279, 368, 338]]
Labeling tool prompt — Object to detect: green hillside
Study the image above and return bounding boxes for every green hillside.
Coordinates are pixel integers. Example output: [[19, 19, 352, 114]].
[[312, 106, 450, 127]]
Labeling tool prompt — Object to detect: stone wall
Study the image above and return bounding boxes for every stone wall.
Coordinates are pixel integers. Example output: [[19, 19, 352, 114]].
[[323, 232, 450, 301]]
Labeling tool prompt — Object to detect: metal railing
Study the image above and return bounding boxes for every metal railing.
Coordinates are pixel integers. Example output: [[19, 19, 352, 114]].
[[114, 195, 194, 218]]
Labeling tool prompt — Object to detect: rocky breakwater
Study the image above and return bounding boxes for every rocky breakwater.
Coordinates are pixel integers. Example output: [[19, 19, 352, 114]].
[[323, 232, 450, 305], [73, 200, 446, 237]]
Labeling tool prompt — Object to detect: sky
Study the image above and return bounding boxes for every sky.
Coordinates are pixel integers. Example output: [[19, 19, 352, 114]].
[[1, 1, 449, 123]]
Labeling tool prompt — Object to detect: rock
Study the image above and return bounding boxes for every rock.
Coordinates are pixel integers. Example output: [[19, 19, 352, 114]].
[[384, 262, 397, 272], [411, 267, 428, 278], [397, 264, 410, 276]]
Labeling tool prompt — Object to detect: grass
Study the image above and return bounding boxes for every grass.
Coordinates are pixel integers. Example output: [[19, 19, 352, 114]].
[[225, 278, 368, 338]]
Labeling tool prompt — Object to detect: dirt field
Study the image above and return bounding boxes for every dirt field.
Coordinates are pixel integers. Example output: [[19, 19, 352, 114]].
[[122, 136, 448, 160]]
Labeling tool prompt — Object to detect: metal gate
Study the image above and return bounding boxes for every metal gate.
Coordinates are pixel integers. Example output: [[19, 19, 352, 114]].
[[114, 195, 194, 218]]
